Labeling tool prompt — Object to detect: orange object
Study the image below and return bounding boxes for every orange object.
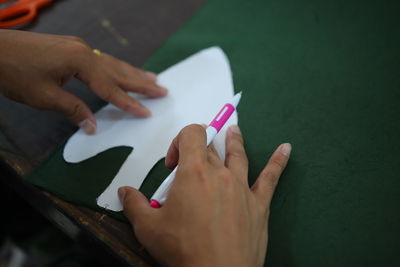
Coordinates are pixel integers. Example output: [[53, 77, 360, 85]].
[[0, 0, 52, 28]]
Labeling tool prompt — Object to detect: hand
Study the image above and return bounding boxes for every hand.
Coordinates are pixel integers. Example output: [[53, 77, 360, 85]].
[[0, 30, 167, 134], [119, 124, 291, 267]]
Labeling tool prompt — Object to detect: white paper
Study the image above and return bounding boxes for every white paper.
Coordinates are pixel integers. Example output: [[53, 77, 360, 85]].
[[63, 47, 237, 211]]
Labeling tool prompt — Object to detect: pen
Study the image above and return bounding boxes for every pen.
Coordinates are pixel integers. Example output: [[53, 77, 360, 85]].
[[150, 92, 242, 208]]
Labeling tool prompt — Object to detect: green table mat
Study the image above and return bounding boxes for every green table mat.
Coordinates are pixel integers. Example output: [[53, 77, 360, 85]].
[[29, 0, 400, 265]]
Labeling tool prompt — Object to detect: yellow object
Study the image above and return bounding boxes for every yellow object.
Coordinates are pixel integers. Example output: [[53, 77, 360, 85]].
[[93, 49, 102, 56]]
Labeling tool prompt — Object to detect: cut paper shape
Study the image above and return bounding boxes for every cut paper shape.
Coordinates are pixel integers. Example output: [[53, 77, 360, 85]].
[[63, 47, 237, 211]]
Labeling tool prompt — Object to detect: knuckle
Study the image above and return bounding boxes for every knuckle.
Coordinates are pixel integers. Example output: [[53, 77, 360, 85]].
[[118, 101, 133, 112], [253, 200, 267, 217], [232, 133, 244, 144], [269, 157, 285, 171], [180, 124, 205, 139], [182, 124, 204, 134], [190, 161, 207, 176], [258, 201, 269, 215], [218, 169, 233, 182], [260, 169, 280, 188], [101, 87, 119, 102], [207, 151, 220, 163], [71, 42, 91, 55], [122, 79, 144, 94], [61, 39, 91, 59], [226, 148, 247, 162], [40, 89, 59, 109], [178, 161, 207, 181], [67, 102, 85, 121]]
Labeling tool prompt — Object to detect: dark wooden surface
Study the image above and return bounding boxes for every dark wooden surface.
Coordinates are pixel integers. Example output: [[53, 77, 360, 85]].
[[0, 0, 206, 265]]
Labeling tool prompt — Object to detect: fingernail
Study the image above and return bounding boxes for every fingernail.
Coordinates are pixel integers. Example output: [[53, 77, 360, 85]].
[[136, 108, 151, 117], [151, 86, 168, 97], [79, 119, 96, 135], [280, 143, 292, 157], [118, 187, 126, 202], [159, 86, 168, 95], [229, 125, 241, 135], [145, 71, 157, 81], [128, 105, 151, 117]]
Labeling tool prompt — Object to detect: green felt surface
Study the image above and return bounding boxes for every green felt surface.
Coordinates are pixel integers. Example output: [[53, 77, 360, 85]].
[[28, 0, 400, 265]]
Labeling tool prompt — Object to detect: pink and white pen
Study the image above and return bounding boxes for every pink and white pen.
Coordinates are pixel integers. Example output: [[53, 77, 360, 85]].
[[150, 92, 242, 208]]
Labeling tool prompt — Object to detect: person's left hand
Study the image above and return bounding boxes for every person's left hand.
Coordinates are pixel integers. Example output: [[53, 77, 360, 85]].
[[0, 30, 167, 134]]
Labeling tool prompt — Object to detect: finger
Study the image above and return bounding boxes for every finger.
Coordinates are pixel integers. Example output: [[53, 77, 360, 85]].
[[56, 35, 88, 46], [122, 81, 168, 98], [98, 54, 167, 98], [118, 186, 154, 225], [75, 58, 152, 118], [119, 70, 168, 98], [225, 125, 248, 183], [207, 142, 223, 167], [165, 134, 179, 170], [143, 71, 158, 82], [97, 86, 151, 117], [251, 143, 291, 209], [40, 84, 97, 134], [165, 124, 208, 169], [177, 124, 208, 167]]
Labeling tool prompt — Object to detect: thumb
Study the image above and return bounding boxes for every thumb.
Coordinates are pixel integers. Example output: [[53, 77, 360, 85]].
[[118, 186, 153, 225], [44, 85, 97, 134]]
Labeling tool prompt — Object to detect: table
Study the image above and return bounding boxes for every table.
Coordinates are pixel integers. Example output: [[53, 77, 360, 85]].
[[0, 0, 205, 265], [3, 0, 400, 266]]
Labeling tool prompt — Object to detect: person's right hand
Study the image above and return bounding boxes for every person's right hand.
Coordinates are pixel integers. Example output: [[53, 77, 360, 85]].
[[0, 30, 167, 134], [119, 124, 291, 267]]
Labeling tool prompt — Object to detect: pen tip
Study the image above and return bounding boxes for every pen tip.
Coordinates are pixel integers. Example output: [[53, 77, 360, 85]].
[[150, 200, 162, 208], [231, 91, 242, 107]]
